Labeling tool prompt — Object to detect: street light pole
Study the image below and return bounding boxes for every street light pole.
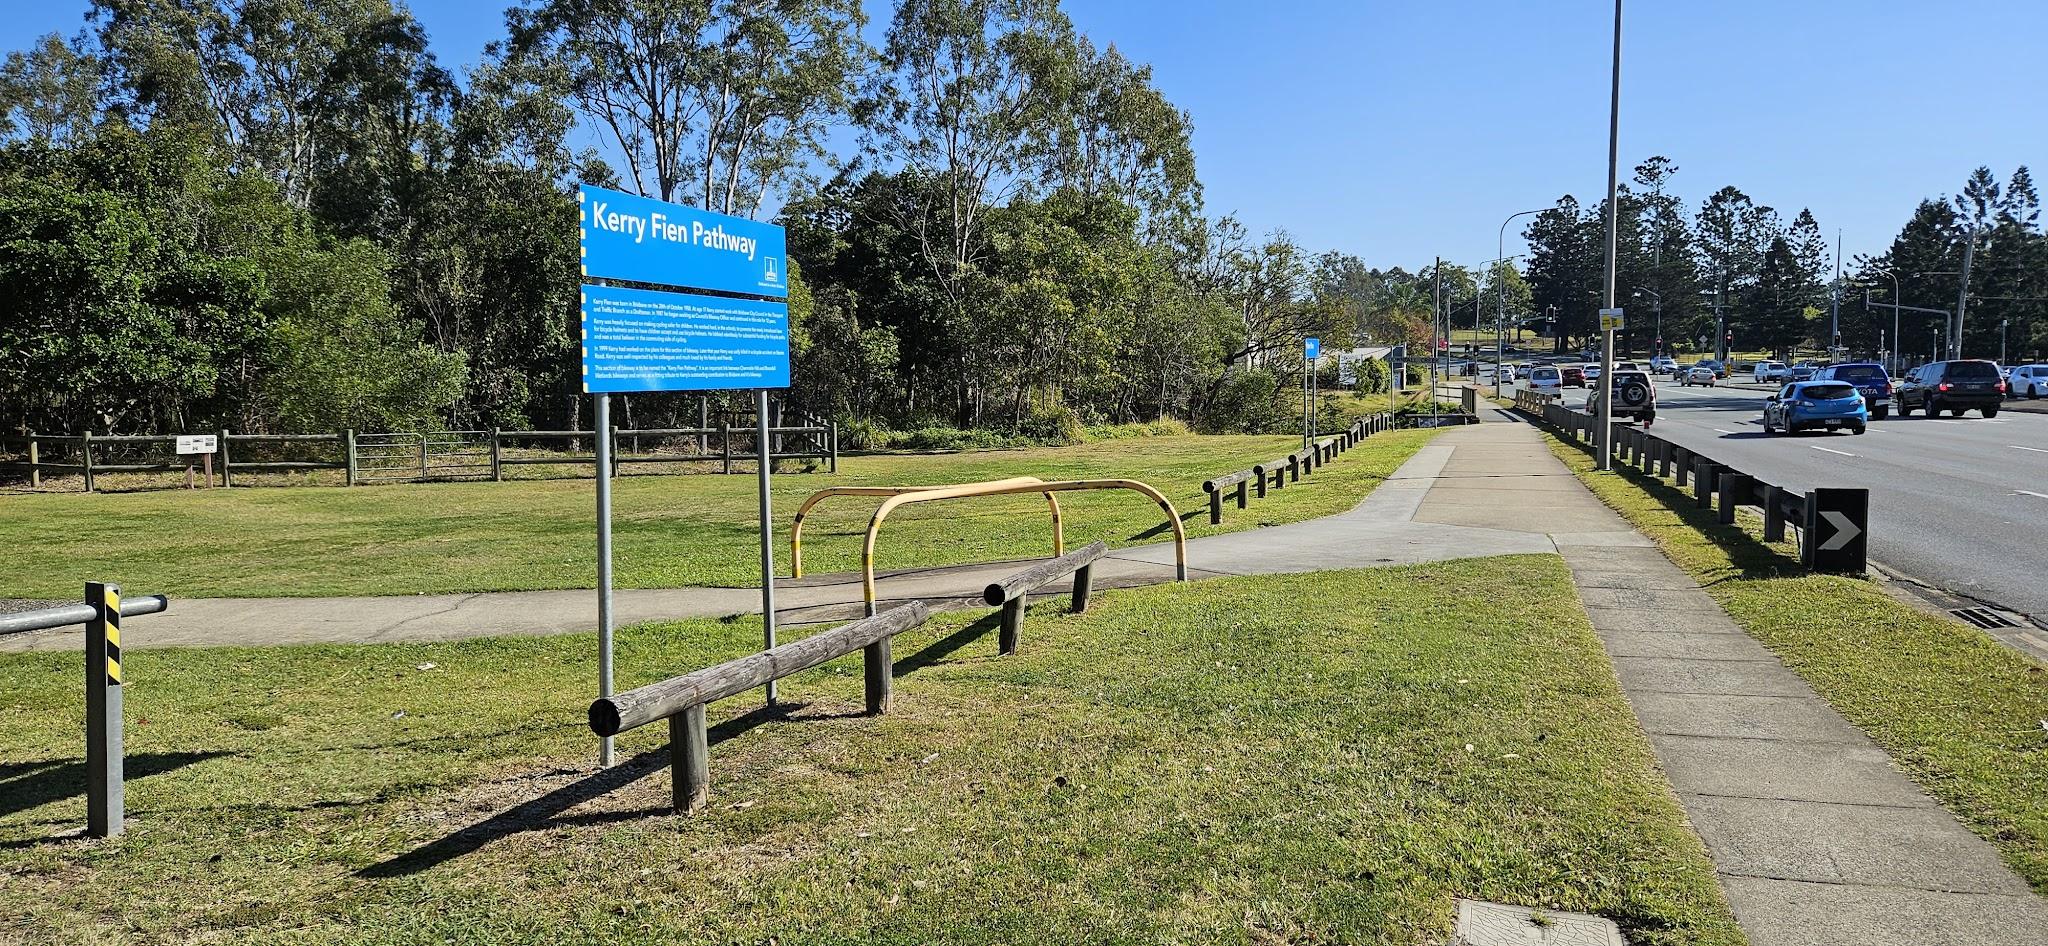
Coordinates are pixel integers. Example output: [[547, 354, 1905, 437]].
[[1873, 267, 1900, 373], [1596, 0, 1621, 470], [1497, 210, 1542, 397]]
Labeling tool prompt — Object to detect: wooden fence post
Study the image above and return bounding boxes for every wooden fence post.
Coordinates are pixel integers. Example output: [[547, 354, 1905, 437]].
[[1071, 563, 1093, 613], [999, 595, 1025, 655], [218, 428, 232, 487], [863, 638, 892, 713], [81, 431, 95, 493], [343, 430, 358, 486], [1234, 477, 1248, 510], [721, 422, 732, 474], [672, 705, 709, 814], [490, 427, 503, 481], [1207, 489, 1222, 525], [417, 434, 429, 481], [27, 434, 39, 489], [829, 421, 839, 473]]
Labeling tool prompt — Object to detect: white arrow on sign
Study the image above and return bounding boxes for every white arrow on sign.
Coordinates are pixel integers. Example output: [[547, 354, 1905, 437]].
[[1819, 510, 1862, 551]]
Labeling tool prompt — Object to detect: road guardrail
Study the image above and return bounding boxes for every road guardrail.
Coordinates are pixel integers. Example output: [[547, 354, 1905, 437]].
[[1516, 389, 1868, 573]]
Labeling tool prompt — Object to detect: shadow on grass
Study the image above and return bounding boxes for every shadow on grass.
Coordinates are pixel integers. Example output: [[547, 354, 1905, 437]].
[[894, 611, 1002, 677], [355, 701, 852, 879], [0, 752, 229, 822]]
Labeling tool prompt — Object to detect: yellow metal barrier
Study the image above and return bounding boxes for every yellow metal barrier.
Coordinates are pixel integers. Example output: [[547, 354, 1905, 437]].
[[791, 477, 1064, 579], [855, 478, 1187, 615]]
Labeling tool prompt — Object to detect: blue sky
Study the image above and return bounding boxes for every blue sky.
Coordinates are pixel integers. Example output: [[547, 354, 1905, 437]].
[[8, 0, 2044, 271]]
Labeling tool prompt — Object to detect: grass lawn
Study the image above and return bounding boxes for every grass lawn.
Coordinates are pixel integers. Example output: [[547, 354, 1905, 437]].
[[0, 431, 1434, 600], [1546, 435, 2048, 892], [0, 557, 1741, 945]]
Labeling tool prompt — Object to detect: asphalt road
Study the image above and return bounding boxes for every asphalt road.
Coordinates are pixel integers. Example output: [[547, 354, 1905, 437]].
[[1544, 378, 2048, 622]]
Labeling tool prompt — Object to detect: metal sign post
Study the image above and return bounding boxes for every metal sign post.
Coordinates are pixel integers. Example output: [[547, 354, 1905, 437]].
[[1303, 337, 1320, 449], [755, 389, 778, 705], [593, 394, 615, 767]]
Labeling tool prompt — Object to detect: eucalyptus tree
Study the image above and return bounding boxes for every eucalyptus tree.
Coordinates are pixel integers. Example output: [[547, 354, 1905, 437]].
[[500, 0, 867, 212]]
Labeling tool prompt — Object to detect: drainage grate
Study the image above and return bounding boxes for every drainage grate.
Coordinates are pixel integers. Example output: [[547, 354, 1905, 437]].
[[1952, 607, 2021, 630]]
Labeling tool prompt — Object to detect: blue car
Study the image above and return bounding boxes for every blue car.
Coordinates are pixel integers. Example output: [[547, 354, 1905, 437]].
[[1762, 381, 1868, 435]]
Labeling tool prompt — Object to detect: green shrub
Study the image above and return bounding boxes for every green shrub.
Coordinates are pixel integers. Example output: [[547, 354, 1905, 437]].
[[837, 416, 902, 451], [1086, 417, 1192, 439], [1019, 405, 1086, 445]]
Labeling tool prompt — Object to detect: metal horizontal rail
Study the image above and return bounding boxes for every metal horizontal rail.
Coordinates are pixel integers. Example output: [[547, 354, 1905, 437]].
[[0, 595, 169, 636]]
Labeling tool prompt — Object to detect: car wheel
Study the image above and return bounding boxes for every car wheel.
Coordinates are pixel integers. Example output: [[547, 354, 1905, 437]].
[[1984, 406, 1999, 419], [1852, 425, 1866, 435], [2030, 383, 2041, 399]]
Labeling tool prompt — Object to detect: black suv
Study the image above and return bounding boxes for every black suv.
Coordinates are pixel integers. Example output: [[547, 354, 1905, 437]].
[[1897, 360, 2005, 418]]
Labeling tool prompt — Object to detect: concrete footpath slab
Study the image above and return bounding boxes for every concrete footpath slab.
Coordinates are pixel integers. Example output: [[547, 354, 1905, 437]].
[[1558, 535, 2048, 943]]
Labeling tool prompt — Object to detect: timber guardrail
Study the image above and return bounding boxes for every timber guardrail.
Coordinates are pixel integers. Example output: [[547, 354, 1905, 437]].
[[588, 602, 931, 813], [1, 583, 170, 838], [982, 541, 1107, 654], [1515, 390, 1869, 573], [1199, 412, 1398, 524]]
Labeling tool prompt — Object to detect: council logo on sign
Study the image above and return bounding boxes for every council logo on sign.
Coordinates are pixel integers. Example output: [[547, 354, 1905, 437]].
[[762, 256, 781, 288]]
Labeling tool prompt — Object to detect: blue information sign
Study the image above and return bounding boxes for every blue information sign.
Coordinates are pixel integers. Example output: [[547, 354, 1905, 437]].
[[1305, 337, 1321, 359], [579, 184, 786, 299], [581, 283, 790, 393]]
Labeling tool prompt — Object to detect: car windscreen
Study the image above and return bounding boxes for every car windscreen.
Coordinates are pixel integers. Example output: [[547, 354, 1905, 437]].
[[1946, 361, 2000, 379], [1532, 368, 1558, 378], [1828, 365, 1885, 382], [1802, 383, 1857, 400]]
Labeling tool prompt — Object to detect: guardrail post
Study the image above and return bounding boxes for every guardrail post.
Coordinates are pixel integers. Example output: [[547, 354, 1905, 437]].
[[489, 428, 503, 481], [1234, 477, 1248, 510], [1693, 461, 1717, 509], [999, 595, 1025, 655], [343, 429, 358, 486], [80, 431, 94, 493], [1763, 485, 1788, 541], [1658, 442, 1673, 478], [864, 637, 893, 712], [27, 434, 39, 488], [1072, 563, 1093, 613], [1674, 448, 1690, 486], [84, 581, 124, 838], [671, 704, 709, 814], [1717, 473, 1749, 525]]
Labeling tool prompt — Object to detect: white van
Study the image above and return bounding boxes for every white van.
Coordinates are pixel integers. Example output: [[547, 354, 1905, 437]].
[[1529, 365, 1562, 391]]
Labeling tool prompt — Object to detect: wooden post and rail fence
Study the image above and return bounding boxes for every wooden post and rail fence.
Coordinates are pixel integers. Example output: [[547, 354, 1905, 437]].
[[1198, 411, 1398, 525], [0, 419, 838, 491]]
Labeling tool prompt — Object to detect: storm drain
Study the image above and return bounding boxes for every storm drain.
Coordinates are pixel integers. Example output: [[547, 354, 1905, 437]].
[[1952, 607, 2021, 630]]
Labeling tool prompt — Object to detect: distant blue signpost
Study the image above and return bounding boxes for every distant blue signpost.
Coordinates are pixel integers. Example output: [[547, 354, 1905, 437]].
[[1305, 337, 1320, 360]]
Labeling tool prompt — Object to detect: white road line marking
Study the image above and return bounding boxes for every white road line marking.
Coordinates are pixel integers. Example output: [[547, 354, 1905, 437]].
[[1713, 428, 1736, 434], [2011, 445, 2048, 454], [1810, 445, 1858, 457], [2018, 490, 2048, 500]]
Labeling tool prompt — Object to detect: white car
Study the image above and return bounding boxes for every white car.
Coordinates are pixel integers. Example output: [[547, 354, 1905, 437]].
[[2008, 364, 2048, 399], [1582, 362, 1603, 383], [1680, 365, 1717, 387], [1754, 361, 1789, 383], [1528, 365, 1562, 391]]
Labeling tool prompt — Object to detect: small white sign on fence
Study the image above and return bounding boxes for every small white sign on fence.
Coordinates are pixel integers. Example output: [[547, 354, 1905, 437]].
[[176, 435, 218, 456]]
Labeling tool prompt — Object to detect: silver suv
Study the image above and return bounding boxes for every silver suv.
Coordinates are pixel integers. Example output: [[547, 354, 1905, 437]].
[[1586, 369, 1658, 426]]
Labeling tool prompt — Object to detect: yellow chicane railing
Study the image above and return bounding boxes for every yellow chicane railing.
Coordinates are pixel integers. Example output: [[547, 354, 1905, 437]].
[[790, 477, 1188, 615]]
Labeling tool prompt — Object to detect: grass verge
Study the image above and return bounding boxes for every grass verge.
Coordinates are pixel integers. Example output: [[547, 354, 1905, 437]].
[[0, 558, 1741, 945], [1545, 433, 2048, 892], [0, 431, 1434, 599]]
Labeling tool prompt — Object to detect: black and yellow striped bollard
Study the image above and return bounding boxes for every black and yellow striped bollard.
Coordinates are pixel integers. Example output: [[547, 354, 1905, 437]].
[[85, 581, 124, 838]]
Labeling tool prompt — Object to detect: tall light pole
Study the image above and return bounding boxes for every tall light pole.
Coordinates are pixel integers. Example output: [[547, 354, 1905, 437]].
[[1595, 0, 1622, 467], [1497, 210, 1542, 395], [1871, 266, 1901, 372], [1954, 226, 1978, 360], [2001, 319, 2009, 365]]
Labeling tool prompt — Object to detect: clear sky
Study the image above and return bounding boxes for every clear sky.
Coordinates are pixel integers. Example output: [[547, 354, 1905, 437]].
[[8, 0, 2044, 272]]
